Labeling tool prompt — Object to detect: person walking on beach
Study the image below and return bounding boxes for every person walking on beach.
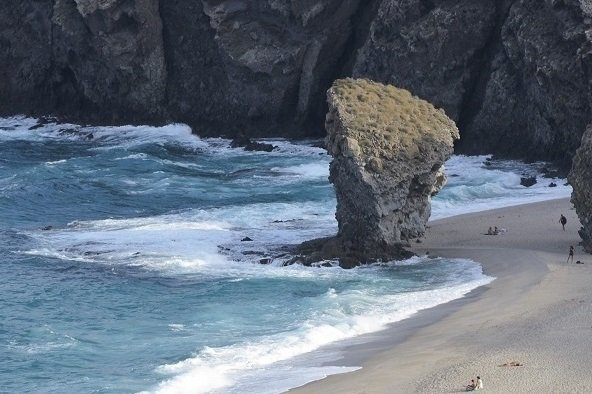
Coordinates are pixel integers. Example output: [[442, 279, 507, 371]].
[[560, 214, 567, 231], [567, 245, 574, 263]]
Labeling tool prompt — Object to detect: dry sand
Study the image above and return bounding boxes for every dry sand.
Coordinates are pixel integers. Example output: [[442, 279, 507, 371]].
[[290, 198, 592, 393]]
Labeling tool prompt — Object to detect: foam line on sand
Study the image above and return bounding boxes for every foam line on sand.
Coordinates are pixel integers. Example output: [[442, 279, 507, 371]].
[[289, 197, 592, 393]]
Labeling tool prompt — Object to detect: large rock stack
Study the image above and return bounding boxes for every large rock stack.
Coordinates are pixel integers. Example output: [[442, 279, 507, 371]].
[[326, 78, 459, 248], [295, 78, 458, 268], [568, 124, 592, 253]]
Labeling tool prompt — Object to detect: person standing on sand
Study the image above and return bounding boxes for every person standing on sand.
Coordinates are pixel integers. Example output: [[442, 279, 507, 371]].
[[567, 245, 574, 263], [560, 214, 567, 231], [476, 376, 483, 390]]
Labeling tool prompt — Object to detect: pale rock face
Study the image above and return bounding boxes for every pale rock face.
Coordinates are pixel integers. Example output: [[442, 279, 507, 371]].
[[325, 78, 459, 253], [568, 124, 592, 253]]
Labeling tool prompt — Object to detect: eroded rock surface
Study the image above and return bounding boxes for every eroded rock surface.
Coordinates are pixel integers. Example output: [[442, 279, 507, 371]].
[[0, 0, 370, 135], [52, 0, 166, 120], [161, 0, 368, 136], [296, 79, 459, 268], [568, 124, 592, 253]]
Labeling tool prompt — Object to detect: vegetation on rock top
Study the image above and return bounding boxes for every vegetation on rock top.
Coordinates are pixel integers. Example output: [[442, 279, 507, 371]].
[[330, 78, 459, 159]]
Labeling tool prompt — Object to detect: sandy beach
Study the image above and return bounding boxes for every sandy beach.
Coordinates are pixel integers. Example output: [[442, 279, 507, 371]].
[[290, 197, 592, 393]]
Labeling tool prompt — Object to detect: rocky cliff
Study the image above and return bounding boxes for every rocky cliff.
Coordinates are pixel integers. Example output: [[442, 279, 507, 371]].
[[1, 1, 592, 163], [354, 0, 592, 166], [0, 1, 167, 122], [568, 124, 592, 253], [1, 0, 370, 136], [295, 78, 458, 267]]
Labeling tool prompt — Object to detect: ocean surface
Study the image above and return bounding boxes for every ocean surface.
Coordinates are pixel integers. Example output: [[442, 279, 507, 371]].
[[0, 117, 571, 394]]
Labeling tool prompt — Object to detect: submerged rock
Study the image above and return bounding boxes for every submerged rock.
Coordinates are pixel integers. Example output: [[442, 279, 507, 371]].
[[230, 135, 275, 152], [520, 176, 537, 187], [568, 124, 592, 253], [295, 78, 459, 268]]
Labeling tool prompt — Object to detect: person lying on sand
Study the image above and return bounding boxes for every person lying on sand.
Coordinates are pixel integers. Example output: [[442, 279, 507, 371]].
[[486, 226, 506, 235]]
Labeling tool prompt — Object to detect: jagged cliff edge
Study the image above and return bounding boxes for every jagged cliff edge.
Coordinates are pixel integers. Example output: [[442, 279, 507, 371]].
[[1, 0, 592, 166]]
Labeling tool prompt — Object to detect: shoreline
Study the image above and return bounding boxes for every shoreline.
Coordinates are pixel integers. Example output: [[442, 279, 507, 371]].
[[289, 197, 592, 393]]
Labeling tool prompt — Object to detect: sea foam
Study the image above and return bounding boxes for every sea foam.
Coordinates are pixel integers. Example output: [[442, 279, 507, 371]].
[[150, 258, 493, 394], [432, 155, 571, 219]]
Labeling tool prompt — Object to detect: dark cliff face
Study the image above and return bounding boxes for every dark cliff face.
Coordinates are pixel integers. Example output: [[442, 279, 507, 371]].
[[0, 2, 53, 115], [464, 0, 592, 165], [1, 0, 591, 164], [0, 0, 369, 137], [51, 0, 167, 121], [354, 0, 592, 167], [159, 0, 370, 137], [0, 0, 166, 124]]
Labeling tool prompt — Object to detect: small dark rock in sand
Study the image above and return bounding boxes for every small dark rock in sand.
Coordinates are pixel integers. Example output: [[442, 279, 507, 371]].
[[499, 361, 523, 367], [241, 237, 253, 242], [548, 182, 557, 187]]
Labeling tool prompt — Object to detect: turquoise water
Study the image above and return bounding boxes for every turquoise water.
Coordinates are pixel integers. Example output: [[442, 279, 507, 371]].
[[0, 117, 568, 393]]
